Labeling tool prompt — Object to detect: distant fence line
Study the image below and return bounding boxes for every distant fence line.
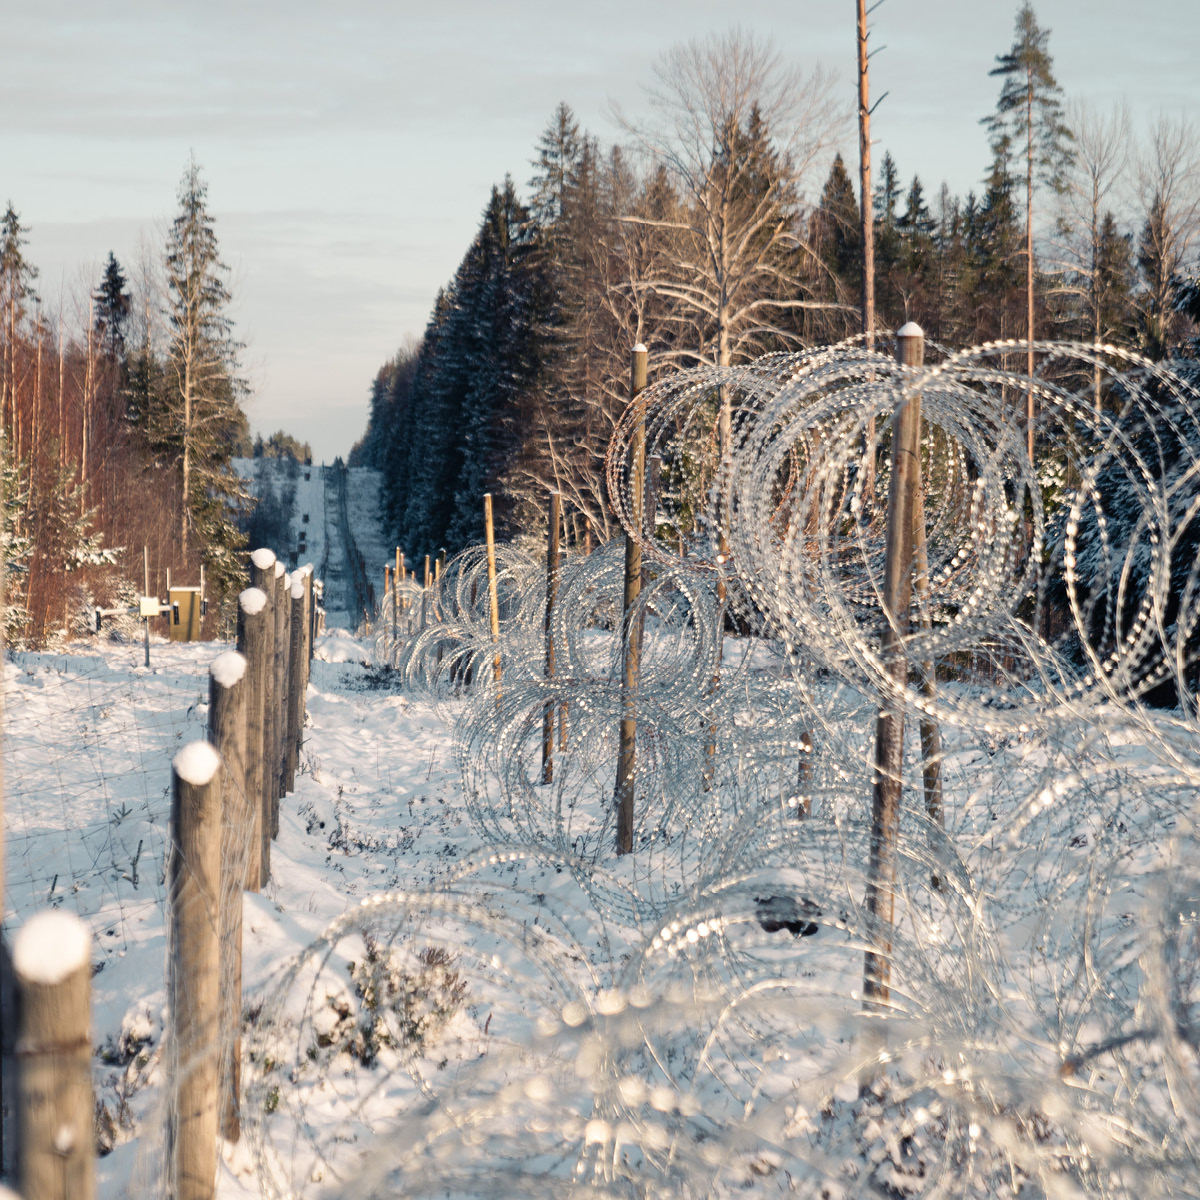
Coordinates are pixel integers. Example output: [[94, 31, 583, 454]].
[[3, 548, 319, 1200]]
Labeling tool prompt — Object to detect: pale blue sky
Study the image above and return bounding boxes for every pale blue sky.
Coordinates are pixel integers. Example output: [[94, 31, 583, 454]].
[[4, 0, 1197, 458]]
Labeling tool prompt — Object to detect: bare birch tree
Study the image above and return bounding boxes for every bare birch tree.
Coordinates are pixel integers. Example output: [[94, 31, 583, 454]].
[[1135, 114, 1200, 359], [1052, 101, 1134, 409], [614, 28, 848, 371]]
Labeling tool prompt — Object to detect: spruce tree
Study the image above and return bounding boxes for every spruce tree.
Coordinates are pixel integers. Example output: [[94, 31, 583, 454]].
[[808, 154, 860, 339], [158, 159, 249, 596], [94, 252, 130, 363], [873, 152, 904, 327], [1, 203, 39, 444]]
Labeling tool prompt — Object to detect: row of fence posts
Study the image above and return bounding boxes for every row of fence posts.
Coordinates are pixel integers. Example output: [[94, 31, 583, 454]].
[[3, 549, 318, 1200]]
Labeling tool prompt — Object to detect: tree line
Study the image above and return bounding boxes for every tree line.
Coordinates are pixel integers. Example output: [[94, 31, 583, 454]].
[[352, 17, 1200, 562], [1, 159, 253, 647]]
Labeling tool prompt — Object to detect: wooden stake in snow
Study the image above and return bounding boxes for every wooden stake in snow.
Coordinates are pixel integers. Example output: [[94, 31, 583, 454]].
[[615, 345, 648, 856], [393, 549, 401, 643], [911, 455, 945, 880], [302, 565, 315, 663], [862, 323, 925, 1044], [142, 545, 151, 669], [168, 741, 223, 1200], [285, 576, 306, 793], [236, 586, 270, 891], [207, 652, 247, 1142], [271, 564, 288, 816], [484, 493, 501, 691], [13, 910, 95, 1200], [542, 491, 561, 784], [248, 550, 277, 872]]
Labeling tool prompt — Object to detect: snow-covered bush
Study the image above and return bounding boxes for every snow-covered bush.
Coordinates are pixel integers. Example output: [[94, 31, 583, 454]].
[[312, 937, 468, 1067]]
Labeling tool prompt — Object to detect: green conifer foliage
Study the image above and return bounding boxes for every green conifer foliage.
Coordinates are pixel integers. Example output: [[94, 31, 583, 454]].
[[157, 158, 250, 601]]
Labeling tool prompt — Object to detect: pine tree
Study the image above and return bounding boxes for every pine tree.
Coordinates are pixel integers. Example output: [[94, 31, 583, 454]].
[[984, 2, 1073, 455], [157, 159, 249, 594]]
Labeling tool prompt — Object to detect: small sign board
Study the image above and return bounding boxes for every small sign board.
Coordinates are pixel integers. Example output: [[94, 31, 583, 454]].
[[169, 587, 203, 642], [139, 596, 161, 618]]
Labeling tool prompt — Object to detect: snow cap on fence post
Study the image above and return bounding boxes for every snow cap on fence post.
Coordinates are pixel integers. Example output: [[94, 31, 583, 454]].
[[209, 648, 247, 691]]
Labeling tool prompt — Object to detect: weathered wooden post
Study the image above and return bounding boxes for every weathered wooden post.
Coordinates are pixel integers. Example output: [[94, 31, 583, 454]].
[[301, 565, 314, 701], [13, 910, 94, 1200], [423, 554, 431, 590], [392, 551, 400, 644], [484, 493, 501, 692], [285, 576, 306, 793], [542, 491, 561, 784], [862, 321, 925, 1050], [169, 741, 223, 1200], [248, 550, 277, 868], [912, 456, 944, 882], [236, 586, 270, 891], [142, 545, 151, 669], [207, 651, 247, 1142], [615, 344, 647, 855], [271, 563, 288, 819], [303, 564, 315, 662]]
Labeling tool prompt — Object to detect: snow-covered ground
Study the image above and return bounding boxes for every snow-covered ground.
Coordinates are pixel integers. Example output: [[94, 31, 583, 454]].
[[2, 629, 471, 1193], [4, 467, 1200, 1197]]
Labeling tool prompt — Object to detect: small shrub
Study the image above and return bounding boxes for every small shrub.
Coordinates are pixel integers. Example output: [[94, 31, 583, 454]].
[[312, 936, 468, 1067]]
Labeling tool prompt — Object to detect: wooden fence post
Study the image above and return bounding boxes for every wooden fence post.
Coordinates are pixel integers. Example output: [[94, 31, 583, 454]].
[[207, 652, 247, 1143], [285, 576, 306, 793], [484, 494, 501, 692], [542, 491, 561, 784], [862, 322, 925, 1056], [248, 551, 277, 869], [912, 455, 944, 856], [271, 564, 288, 819], [615, 344, 647, 855], [302, 564, 315, 664], [13, 910, 94, 1200], [169, 741, 223, 1200], [142, 545, 151, 669], [398, 549, 408, 643], [300, 566, 314, 704], [236, 586, 270, 891]]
